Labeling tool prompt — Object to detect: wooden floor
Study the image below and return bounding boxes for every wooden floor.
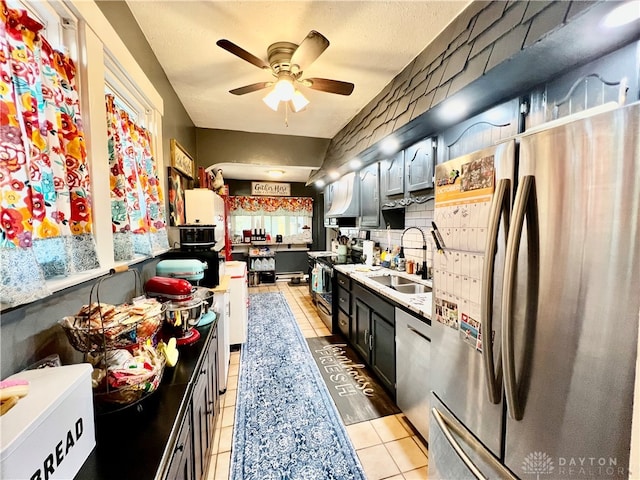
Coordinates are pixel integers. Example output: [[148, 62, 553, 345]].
[[206, 281, 428, 480]]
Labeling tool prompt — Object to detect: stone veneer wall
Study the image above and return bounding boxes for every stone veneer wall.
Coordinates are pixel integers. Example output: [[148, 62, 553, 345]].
[[318, 0, 607, 174]]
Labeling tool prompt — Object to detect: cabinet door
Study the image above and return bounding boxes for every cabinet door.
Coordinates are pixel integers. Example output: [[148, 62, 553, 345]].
[[382, 151, 405, 196], [371, 312, 396, 395], [166, 406, 194, 480], [206, 326, 220, 432], [405, 139, 435, 192], [353, 298, 372, 361], [359, 163, 380, 227], [192, 356, 210, 480]]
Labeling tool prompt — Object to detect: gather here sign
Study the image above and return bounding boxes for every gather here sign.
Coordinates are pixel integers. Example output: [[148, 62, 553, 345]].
[[251, 182, 291, 196]]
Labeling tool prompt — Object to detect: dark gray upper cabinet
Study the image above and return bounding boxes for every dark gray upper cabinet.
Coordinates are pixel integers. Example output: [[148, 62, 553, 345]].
[[405, 139, 434, 192], [382, 151, 404, 196], [359, 163, 380, 228]]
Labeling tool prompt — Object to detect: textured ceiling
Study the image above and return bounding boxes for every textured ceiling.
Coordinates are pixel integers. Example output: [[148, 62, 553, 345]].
[[126, 1, 470, 137]]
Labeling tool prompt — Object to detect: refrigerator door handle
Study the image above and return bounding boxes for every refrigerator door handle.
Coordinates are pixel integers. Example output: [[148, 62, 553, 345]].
[[432, 407, 518, 480], [481, 178, 510, 404], [502, 174, 539, 421]]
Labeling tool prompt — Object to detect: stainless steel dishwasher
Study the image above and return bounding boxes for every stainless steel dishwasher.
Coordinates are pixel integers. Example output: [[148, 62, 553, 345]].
[[395, 307, 431, 441]]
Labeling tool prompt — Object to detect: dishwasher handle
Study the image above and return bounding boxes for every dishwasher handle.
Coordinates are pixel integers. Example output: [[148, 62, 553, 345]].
[[407, 325, 430, 343]]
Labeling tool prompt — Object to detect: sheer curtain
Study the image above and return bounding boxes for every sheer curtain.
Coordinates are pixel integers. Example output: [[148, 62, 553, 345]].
[[0, 1, 99, 307], [106, 94, 168, 261]]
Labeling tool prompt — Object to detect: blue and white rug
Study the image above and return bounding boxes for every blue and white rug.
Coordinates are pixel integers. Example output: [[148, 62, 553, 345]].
[[231, 292, 366, 480]]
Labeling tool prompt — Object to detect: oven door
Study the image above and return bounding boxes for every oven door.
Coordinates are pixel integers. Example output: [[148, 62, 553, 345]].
[[314, 260, 333, 331]]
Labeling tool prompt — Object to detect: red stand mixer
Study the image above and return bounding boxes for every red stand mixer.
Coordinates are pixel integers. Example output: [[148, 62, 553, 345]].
[[144, 275, 202, 346]]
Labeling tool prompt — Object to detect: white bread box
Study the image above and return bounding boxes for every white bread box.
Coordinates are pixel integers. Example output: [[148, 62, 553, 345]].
[[0, 364, 95, 480]]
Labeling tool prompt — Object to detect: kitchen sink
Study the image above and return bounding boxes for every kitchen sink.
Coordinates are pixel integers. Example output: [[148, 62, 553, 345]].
[[368, 275, 417, 287], [393, 284, 431, 295], [367, 275, 431, 295]]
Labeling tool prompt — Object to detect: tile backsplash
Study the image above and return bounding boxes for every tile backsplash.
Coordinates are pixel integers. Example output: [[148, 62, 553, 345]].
[[337, 200, 435, 271]]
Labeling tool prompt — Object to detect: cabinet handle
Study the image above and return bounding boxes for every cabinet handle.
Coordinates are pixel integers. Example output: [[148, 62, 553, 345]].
[[340, 319, 347, 326], [369, 332, 373, 350], [175, 444, 184, 454]]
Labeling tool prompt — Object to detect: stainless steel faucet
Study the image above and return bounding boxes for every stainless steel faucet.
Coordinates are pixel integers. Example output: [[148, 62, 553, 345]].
[[401, 227, 429, 280]]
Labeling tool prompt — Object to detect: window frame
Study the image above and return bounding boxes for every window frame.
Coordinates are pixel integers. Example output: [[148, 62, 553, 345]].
[[15, 0, 168, 296]]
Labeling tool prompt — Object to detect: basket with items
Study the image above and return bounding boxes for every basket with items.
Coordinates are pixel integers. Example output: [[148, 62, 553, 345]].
[[59, 299, 165, 352], [90, 342, 165, 405], [58, 267, 170, 413]]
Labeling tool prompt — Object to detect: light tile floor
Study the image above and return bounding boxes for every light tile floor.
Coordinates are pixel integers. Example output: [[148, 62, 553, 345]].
[[207, 281, 428, 480]]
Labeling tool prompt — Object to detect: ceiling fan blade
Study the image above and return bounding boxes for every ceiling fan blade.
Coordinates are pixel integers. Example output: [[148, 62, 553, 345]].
[[216, 39, 270, 70], [290, 31, 329, 72], [305, 78, 355, 96], [229, 82, 272, 95]]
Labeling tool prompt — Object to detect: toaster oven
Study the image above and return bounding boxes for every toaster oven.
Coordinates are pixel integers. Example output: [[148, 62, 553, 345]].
[[178, 225, 216, 250]]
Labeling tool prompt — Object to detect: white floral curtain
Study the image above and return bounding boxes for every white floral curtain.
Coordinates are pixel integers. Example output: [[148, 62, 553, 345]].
[[106, 94, 168, 261], [0, 1, 99, 307]]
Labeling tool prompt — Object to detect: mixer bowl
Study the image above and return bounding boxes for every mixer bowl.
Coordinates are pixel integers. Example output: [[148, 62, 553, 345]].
[[164, 298, 203, 337], [193, 287, 215, 314]]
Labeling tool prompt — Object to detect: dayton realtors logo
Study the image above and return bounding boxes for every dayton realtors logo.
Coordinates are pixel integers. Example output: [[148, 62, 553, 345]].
[[522, 452, 626, 478], [522, 451, 554, 479]]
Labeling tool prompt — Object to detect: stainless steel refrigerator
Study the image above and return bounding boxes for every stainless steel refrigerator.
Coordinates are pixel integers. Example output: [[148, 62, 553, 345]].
[[429, 102, 639, 479]]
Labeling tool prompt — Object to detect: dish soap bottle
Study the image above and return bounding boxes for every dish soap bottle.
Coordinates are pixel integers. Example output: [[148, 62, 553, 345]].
[[397, 247, 406, 271]]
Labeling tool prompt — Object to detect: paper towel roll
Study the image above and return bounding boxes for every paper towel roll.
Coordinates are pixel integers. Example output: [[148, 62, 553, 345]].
[[363, 240, 374, 266]]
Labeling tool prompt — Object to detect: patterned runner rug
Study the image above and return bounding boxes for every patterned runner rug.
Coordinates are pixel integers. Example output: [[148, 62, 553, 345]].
[[231, 292, 366, 480]]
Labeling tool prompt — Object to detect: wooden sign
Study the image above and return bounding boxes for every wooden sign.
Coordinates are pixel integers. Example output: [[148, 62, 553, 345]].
[[170, 139, 194, 178], [251, 182, 290, 196]]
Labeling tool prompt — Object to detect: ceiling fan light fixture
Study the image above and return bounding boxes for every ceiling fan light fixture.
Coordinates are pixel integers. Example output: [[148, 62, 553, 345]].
[[291, 90, 310, 112], [274, 77, 295, 101], [263, 90, 281, 111]]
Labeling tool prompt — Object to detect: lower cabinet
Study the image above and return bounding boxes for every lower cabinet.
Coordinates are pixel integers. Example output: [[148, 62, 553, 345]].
[[192, 353, 210, 480], [165, 323, 220, 480], [166, 405, 194, 480], [351, 283, 396, 395], [370, 311, 396, 392]]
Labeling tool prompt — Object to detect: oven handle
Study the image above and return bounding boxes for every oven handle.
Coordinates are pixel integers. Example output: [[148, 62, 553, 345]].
[[317, 300, 331, 317]]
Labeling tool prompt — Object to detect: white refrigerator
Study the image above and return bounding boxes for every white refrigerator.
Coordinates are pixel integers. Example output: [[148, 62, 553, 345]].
[[225, 261, 248, 345]]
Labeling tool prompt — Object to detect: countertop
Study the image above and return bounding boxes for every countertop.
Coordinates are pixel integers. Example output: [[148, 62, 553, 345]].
[[212, 274, 230, 293], [75, 320, 217, 480], [333, 265, 432, 321]]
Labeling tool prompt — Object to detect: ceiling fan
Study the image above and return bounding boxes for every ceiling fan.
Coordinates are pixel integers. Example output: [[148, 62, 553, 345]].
[[216, 30, 355, 113]]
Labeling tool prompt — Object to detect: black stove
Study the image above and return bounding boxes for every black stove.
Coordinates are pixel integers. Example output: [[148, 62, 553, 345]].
[[315, 253, 363, 267]]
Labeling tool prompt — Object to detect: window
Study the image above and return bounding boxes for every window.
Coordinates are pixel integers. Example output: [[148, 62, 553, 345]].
[[0, 0, 167, 309], [231, 214, 313, 240], [227, 195, 314, 244]]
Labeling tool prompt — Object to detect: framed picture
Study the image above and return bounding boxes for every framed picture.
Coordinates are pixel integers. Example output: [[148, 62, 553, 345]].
[[167, 167, 191, 226], [170, 139, 194, 178]]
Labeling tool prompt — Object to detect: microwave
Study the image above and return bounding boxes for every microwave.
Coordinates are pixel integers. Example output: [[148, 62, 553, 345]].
[[179, 225, 216, 251]]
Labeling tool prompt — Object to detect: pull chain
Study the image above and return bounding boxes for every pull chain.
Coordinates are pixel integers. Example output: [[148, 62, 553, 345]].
[[284, 101, 289, 127]]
